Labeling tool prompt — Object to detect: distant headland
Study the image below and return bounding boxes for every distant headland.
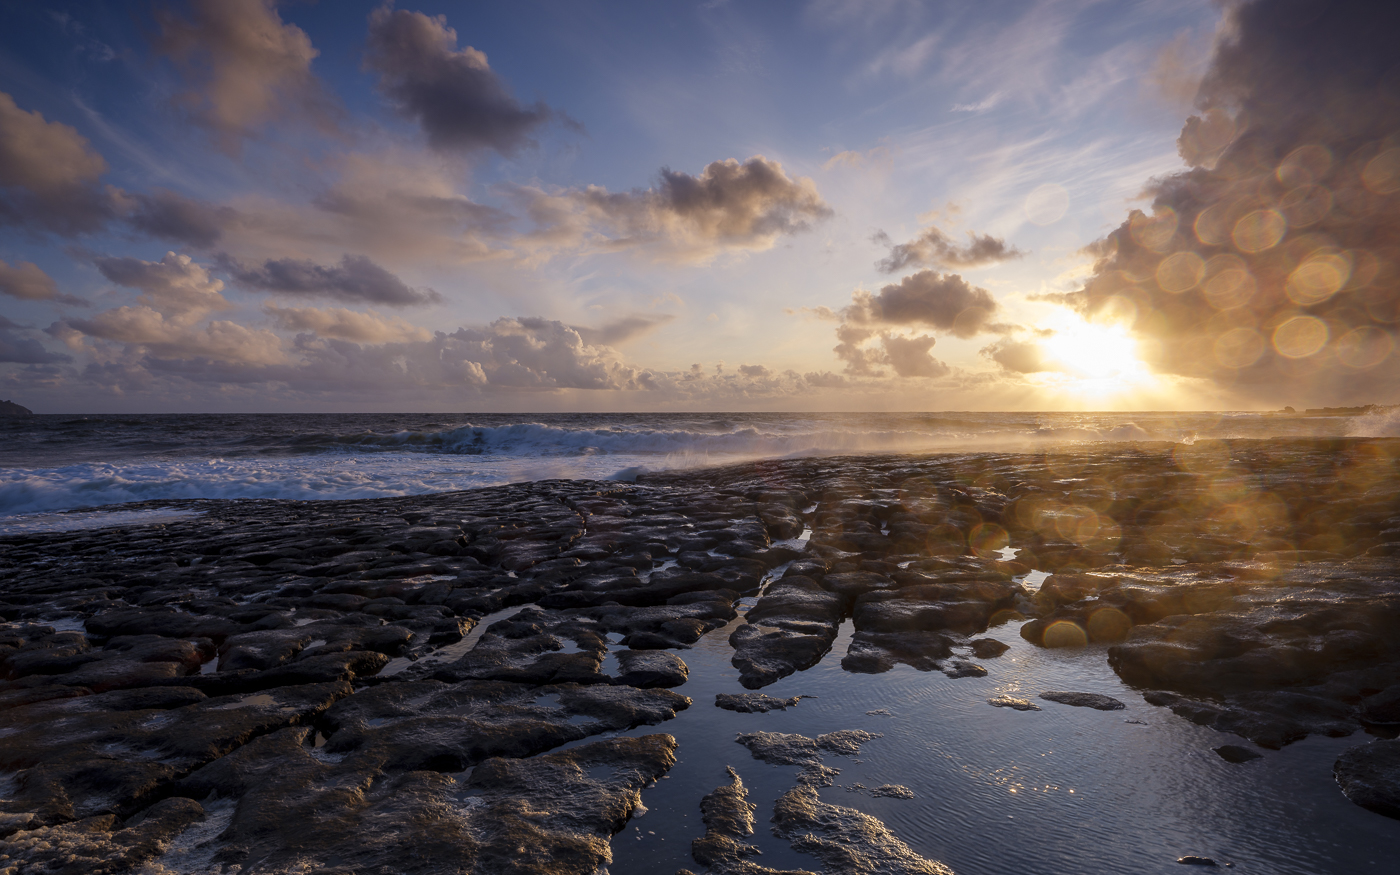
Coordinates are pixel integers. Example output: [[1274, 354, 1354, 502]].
[[0, 399, 34, 415], [1273, 404, 1396, 417]]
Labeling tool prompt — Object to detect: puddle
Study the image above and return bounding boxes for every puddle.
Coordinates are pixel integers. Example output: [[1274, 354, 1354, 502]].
[[379, 604, 529, 676], [1017, 570, 1052, 592], [208, 693, 277, 710], [603, 611, 1400, 875]]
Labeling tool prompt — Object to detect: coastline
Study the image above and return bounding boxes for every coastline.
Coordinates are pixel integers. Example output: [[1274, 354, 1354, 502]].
[[2, 439, 1399, 873]]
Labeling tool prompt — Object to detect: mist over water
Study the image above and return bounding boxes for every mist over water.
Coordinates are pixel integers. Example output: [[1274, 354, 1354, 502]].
[[0, 409, 1379, 518]]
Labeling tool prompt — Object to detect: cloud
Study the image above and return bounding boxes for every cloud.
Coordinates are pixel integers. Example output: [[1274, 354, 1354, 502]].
[[123, 189, 239, 248], [875, 226, 1023, 272], [845, 269, 999, 337], [802, 370, 848, 388], [155, 0, 335, 152], [980, 337, 1050, 373], [211, 149, 512, 267], [222, 254, 440, 306], [822, 145, 892, 171], [264, 303, 431, 343], [1067, 0, 1400, 404], [881, 333, 948, 377], [514, 156, 832, 261], [94, 251, 230, 322], [572, 314, 674, 347], [0, 90, 117, 235], [826, 269, 998, 376], [0, 259, 58, 301], [56, 252, 285, 367], [738, 363, 770, 377], [950, 92, 1003, 113], [365, 4, 555, 155], [0, 317, 71, 364]]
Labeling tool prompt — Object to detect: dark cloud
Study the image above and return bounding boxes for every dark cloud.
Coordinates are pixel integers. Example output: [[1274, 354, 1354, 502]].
[[571, 314, 674, 347], [220, 254, 440, 307], [0, 259, 58, 301], [0, 317, 71, 364], [875, 226, 1023, 273], [0, 90, 117, 236], [1069, 0, 1400, 404], [365, 5, 554, 155], [827, 270, 996, 376], [514, 156, 832, 259], [155, 0, 336, 153], [125, 190, 238, 248], [738, 363, 771, 378], [846, 270, 999, 337]]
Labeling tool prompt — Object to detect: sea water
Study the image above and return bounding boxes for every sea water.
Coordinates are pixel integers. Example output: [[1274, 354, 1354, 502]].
[[3, 409, 1395, 523]]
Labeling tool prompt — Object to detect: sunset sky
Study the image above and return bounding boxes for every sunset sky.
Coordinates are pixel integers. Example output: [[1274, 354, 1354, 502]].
[[1, 0, 1395, 413]]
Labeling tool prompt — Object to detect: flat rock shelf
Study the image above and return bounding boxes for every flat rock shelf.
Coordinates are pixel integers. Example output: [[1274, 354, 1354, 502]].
[[2, 439, 1400, 874]]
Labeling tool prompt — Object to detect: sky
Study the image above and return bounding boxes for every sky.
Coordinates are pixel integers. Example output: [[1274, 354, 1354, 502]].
[[0, 0, 1396, 413]]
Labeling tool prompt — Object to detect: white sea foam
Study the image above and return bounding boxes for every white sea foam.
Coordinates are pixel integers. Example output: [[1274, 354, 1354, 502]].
[[0, 411, 1372, 518], [1349, 407, 1400, 437]]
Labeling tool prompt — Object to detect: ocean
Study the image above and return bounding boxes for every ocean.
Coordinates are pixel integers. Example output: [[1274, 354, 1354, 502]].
[[3, 409, 1397, 525]]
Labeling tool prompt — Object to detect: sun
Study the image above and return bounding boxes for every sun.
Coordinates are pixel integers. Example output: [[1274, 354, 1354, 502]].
[[1022, 313, 1163, 403], [1042, 319, 1148, 380]]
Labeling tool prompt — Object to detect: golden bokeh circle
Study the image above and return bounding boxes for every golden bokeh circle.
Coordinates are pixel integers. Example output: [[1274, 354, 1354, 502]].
[[1334, 326, 1394, 369], [1214, 327, 1265, 368], [1232, 210, 1286, 253], [1272, 316, 1329, 358], [1156, 251, 1206, 293], [1042, 620, 1088, 648]]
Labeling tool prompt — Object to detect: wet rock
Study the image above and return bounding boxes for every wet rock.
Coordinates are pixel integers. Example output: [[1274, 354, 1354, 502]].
[[1213, 745, 1263, 764], [1334, 738, 1400, 819], [0, 796, 206, 875], [988, 695, 1041, 711], [319, 679, 689, 772], [772, 783, 953, 875], [1106, 562, 1400, 744], [465, 734, 678, 874], [613, 649, 689, 688], [869, 784, 915, 798], [0, 682, 349, 824], [688, 766, 812, 875], [730, 624, 831, 687], [1177, 855, 1220, 866], [735, 730, 882, 770], [942, 659, 987, 678], [852, 580, 1019, 637], [1039, 691, 1126, 710], [731, 578, 844, 688], [169, 728, 482, 873], [1360, 685, 1400, 725], [842, 630, 954, 674], [716, 692, 810, 713], [970, 637, 1009, 659]]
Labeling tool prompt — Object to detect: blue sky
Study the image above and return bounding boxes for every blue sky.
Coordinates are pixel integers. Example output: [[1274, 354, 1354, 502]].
[[2, 0, 1395, 412]]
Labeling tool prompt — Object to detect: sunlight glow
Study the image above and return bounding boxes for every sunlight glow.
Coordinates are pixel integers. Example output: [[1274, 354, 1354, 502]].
[[1038, 317, 1157, 398]]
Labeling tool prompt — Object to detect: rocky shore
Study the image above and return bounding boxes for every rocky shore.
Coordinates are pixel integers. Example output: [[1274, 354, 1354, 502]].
[[2, 438, 1399, 873]]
